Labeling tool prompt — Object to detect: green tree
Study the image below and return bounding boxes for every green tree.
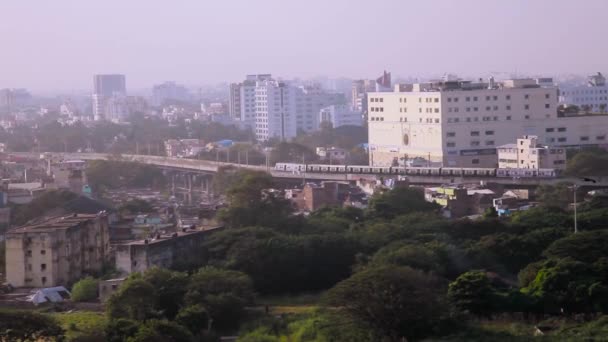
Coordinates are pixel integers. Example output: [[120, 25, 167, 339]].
[[87, 160, 167, 193], [142, 267, 189, 320], [217, 170, 293, 228], [175, 304, 209, 336], [325, 265, 445, 341], [447, 270, 499, 317], [119, 199, 155, 214], [106, 277, 158, 321], [224, 233, 361, 294], [367, 187, 439, 220], [127, 319, 193, 342], [509, 206, 570, 231], [522, 258, 607, 314], [105, 319, 141, 342], [543, 230, 608, 263], [0, 309, 65, 341], [269, 142, 317, 164], [483, 206, 498, 218], [71, 277, 99, 302], [11, 189, 79, 226], [565, 148, 608, 177], [366, 242, 445, 275], [185, 267, 254, 331], [535, 183, 574, 209]]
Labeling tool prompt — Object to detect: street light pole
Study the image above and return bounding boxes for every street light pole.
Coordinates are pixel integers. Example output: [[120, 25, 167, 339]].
[[573, 184, 578, 234]]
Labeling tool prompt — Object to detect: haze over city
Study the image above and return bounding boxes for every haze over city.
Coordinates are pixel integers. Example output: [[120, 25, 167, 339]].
[[3, 1, 608, 341], [1, 0, 607, 91]]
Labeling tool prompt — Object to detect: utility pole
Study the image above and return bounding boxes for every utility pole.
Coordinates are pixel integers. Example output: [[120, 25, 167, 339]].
[[573, 184, 578, 234], [302, 155, 306, 186]]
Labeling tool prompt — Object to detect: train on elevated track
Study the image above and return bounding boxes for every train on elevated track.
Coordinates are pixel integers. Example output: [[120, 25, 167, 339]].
[[274, 163, 558, 178]]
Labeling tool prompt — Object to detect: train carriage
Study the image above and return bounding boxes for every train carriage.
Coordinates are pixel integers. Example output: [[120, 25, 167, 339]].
[[347, 165, 372, 174], [441, 167, 464, 176]]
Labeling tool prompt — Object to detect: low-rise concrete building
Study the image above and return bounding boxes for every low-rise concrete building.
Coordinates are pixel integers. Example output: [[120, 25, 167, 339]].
[[497, 135, 566, 170], [5, 213, 110, 288], [316, 147, 349, 164], [98, 277, 125, 302], [114, 227, 221, 274], [425, 186, 495, 218], [286, 182, 365, 212]]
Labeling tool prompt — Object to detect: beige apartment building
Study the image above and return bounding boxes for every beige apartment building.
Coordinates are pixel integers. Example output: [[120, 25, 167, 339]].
[[368, 78, 608, 167], [5, 213, 110, 288], [497, 135, 566, 170]]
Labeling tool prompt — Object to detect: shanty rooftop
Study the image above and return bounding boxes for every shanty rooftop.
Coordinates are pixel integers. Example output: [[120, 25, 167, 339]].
[[8, 213, 104, 234]]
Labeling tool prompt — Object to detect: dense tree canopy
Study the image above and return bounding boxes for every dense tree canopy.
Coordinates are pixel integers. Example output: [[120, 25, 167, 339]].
[[367, 186, 439, 219], [565, 148, 608, 177], [217, 170, 293, 228], [0, 309, 65, 342], [87, 160, 167, 192], [325, 265, 446, 341]]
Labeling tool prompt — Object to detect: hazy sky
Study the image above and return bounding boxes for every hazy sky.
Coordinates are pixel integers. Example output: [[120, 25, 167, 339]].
[[1, 0, 606, 92]]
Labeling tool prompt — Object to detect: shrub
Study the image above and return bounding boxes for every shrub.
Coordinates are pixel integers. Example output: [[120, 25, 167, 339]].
[[71, 277, 99, 302]]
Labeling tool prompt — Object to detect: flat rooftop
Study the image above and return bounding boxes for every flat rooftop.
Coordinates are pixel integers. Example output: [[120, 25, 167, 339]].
[[8, 213, 103, 234], [116, 226, 223, 246]]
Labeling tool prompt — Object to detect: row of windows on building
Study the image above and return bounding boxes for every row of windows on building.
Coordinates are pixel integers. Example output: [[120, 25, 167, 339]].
[[446, 130, 495, 137], [561, 89, 608, 95], [392, 103, 550, 114], [370, 107, 384, 112], [446, 93, 549, 102], [566, 98, 608, 102], [545, 136, 606, 143], [446, 141, 495, 147], [448, 103, 550, 112]]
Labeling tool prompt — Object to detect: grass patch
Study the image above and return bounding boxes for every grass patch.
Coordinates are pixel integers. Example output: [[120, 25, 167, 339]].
[[53, 311, 107, 341]]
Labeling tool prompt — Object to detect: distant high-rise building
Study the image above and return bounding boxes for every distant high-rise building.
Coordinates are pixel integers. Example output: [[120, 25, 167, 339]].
[[92, 74, 127, 121], [254, 78, 296, 141], [229, 74, 272, 127], [151, 81, 190, 106], [351, 79, 376, 112], [0, 88, 32, 110], [319, 104, 364, 129], [252, 77, 345, 141]]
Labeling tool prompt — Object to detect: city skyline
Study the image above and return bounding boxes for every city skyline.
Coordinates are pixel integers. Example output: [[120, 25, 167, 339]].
[[1, 0, 607, 91]]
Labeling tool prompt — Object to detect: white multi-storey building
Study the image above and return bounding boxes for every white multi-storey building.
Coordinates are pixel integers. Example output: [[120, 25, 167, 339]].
[[319, 104, 363, 128], [252, 78, 345, 141], [497, 135, 566, 170], [296, 85, 345, 133], [255, 79, 297, 141], [229, 74, 272, 127], [92, 74, 126, 121], [559, 72, 608, 113], [368, 78, 608, 167]]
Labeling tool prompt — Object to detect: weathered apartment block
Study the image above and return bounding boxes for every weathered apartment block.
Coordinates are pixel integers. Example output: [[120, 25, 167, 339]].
[[114, 227, 221, 274], [5, 213, 110, 288]]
